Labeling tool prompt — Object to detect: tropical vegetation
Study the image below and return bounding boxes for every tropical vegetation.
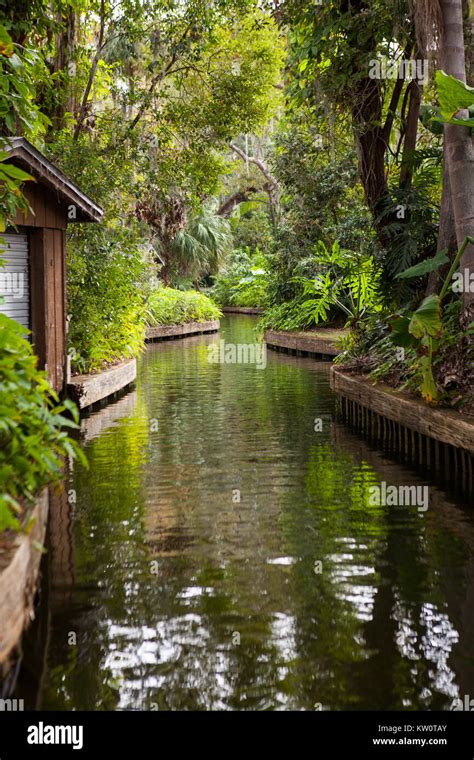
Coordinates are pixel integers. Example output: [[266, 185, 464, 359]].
[[0, 314, 84, 532], [1, 0, 474, 532], [147, 287, 222, 326]]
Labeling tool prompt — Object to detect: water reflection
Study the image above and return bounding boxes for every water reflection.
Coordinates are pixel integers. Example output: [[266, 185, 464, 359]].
[[12, 315, 474, 710]]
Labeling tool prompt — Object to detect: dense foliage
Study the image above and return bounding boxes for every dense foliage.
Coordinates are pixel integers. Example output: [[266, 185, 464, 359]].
[[34, 2, 283, 368], [211, 247, 269, 307], [0, 24, 84, 534], [259, 241, 381, 331], [147, 287, 222, 326], [0, 0, 472, 472], [67, 225, 149, 374], [0, 314, 84, 531]]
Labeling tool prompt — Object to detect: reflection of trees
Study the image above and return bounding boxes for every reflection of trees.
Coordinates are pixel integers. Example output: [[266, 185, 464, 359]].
[[21, 316, 474, 710], [317, 423, 474, 710], [35, 393, 150, 709], [277, 440, 385, 709]]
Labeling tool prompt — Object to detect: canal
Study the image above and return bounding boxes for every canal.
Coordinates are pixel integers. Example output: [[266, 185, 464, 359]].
[[15, 315, 474, 710]]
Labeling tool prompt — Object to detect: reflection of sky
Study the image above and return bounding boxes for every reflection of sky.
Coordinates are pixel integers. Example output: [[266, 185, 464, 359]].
[[104, 615, 236, 710], [327, 540, 377, 622], [270, 612, 298, 709], [393, 595, 460, 702], [103, 608, 300, 710]]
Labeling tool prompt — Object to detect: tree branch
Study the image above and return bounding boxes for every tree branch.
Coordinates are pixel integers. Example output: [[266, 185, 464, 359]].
[[217, 188, 259, 217], [73, 0, 106, 140], [229, 142, 279, 191], [229, 142, 280, 228], [381, 43, 414, 142], [126, 23, 193, 134]]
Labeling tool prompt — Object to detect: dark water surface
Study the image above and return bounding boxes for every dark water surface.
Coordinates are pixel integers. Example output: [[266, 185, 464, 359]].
[[16, 316, 474, 710]]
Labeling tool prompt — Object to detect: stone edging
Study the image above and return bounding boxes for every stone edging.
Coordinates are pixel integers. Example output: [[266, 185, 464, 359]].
[[264, 329, 343, 358], [67, 357, 137, 410], [145, 320, 220, 341], [222, 307, 264, 314]]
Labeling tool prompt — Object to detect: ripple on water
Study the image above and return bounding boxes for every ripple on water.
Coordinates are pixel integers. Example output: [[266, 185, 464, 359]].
[[14, 316, 474, 711]]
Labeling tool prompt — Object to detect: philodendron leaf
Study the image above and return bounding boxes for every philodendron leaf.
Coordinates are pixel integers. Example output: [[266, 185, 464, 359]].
[[389, 314, 418, 348], [409, 294, 442, 339], [396, 249, 448, 279], [436, 71, 474, 119]]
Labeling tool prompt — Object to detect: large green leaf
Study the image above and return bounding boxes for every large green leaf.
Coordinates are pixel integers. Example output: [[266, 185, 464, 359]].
[[409, 295, 442, 339], [389, 314, 417, 348], [396, 249, 448, 279], [439, 114, 474, 127], [436, 71, 474, 119], [419, 104, 444, 135], [0, 162, 32, 182]]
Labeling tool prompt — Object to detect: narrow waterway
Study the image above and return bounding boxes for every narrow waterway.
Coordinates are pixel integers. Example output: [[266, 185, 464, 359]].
[[16, 315, 474, 710]]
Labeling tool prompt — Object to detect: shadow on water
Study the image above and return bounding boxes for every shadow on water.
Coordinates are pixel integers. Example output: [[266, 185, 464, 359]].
[[10, 315, 474, 710]]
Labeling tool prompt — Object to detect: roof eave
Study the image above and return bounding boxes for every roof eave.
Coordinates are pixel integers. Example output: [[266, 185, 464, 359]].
[[4, 137, 104, 223]]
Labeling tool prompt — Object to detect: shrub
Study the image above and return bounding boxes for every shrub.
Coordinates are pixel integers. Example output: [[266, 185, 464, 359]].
[[259, 241, 381, 332], [211, 247, 269, 307], [232, 210, 274, 252], [147, 287, 222, 325], [0, 314, 84, 532], [67, 225, 149, 374]]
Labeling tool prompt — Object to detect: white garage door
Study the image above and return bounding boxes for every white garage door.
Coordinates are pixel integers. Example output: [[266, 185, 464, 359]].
[[0, 233, 30, 330]]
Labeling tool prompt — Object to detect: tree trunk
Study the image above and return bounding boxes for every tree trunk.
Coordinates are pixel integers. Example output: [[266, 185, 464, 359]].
[[352, 77, 389, 215], [439, 0, 474, 312], [399, 79, 423, 189], [352, 64, 408, 251], [462, 0, 474, 86], [426, 152, 457, 294], [51, 9, 78, 132]]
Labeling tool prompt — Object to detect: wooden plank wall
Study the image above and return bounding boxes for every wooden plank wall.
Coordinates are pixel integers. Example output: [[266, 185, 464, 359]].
[[22, 182, 68, 393], [15, 184, 67, 230], [43, 229, 66, 392], [29, 228, 47, 370]]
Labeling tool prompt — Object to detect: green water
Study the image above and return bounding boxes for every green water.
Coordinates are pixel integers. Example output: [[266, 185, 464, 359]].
[[16, 316, 474, 710]]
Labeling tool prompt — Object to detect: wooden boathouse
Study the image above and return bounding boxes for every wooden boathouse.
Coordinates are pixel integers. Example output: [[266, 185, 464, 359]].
[[0, 137, 103, 392]]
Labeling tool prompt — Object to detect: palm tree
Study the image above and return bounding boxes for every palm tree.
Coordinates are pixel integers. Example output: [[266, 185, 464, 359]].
[[167, 206, 233, 287]]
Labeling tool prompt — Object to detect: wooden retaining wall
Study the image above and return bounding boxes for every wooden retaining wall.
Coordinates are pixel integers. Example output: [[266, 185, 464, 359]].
[[0, 489, 49, 672], [67, 357, 137, 411], [265, 329, 344, 359], [331, 367, 474, 496], [145, 320, 220, 341]]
